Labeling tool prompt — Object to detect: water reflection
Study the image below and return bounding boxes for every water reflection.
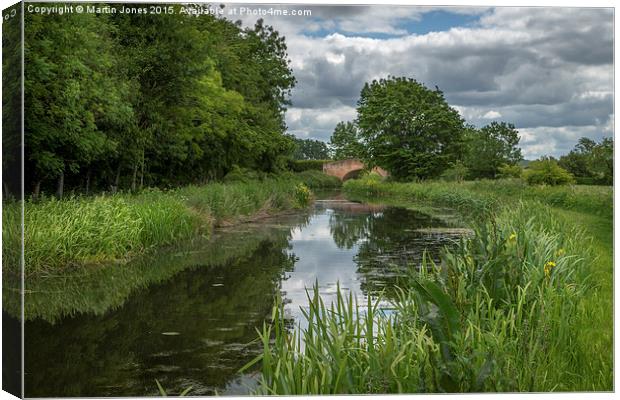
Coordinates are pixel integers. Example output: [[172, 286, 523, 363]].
[[23, 197, 463, 397], [282, 200, 462, 329]]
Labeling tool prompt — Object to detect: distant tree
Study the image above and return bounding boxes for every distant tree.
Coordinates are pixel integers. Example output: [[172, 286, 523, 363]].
[[463, 122, 523, 179], [588, 137, 613, 185], [291, 137, 330, 160], [356, 77, 464, 180], [329, 121, 364, 160], [559, 137, 613, 185], [523, 157, 575, 186]]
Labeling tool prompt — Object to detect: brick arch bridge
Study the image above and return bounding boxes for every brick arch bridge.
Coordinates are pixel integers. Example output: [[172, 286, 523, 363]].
[[322, 159, 389, 181]]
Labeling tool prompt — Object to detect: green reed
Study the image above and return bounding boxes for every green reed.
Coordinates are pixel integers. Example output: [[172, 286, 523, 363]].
[[3, 172, 338, 276]]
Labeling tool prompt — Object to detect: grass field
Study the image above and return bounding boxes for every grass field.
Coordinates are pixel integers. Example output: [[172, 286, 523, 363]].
[[246, 176, 612, 393], [2, 171, 340, 276]]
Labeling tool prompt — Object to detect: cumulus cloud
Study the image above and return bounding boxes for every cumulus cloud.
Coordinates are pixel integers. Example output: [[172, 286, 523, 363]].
[[230, 6, 614, 158], [482, 110, 502, 119]]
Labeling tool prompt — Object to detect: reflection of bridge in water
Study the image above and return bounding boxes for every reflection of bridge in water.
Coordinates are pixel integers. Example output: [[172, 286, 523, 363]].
[[322, 159, 389, 181], [314, 199, 386, 214]]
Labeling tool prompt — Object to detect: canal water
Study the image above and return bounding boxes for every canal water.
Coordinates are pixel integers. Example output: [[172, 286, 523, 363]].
[[21, 193, 464, 397]]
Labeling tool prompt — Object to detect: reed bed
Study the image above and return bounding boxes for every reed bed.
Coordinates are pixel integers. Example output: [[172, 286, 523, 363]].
[[3, 172, 339, 276]]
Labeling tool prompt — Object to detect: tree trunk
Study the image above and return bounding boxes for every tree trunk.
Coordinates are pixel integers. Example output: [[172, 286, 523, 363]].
[[33, 180, 41, 200], [131, 163, 138, 192], [139, 150, 145, 190], [56, 172, 64, 199], [112, 164, 121, 194], [85, 168, 91, 195]]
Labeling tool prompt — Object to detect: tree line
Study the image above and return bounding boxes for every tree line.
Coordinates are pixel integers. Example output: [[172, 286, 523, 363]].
[[12, 5, 297, 198], [328, 76, 612, 184]]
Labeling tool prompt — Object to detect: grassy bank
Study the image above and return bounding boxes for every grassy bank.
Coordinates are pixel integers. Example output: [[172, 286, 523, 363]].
[[2, 171, 340, 276], [247, 177, 612, 393]]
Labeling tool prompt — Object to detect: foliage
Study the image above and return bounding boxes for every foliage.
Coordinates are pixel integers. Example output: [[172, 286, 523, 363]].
[[293, 183, 312, 208], [356, 77, 465, 180], [247, 178, 612, 393], [497, 164, 522, 179], [523, 157, 575, 186], [329, 121, 364, 160], [21, 7, 296, 196], [2, 174, 332, 275], [156, 379, 192, 397], [287, 159, 328, 172], [440, 160, 469, 182], [249, 201, 602, 392], [559, 137, 613, 185], [2, 5, 23, 197], [285, 170, 342, 189], [291, 137, 331, 160], [463, 122, 523, 179]]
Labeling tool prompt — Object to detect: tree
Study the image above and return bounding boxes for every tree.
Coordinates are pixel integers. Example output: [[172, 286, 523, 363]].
[[559, 137, 613, 185], [22, 7, 297, 195], [463, 122, 523, 179], [24, 12, 133, 198], [588, 137, 613, 185], [329, 122, 364, 160], [291, 138, 330, 160], [356, 77, 465, 180], [523, 157, 575, 186]]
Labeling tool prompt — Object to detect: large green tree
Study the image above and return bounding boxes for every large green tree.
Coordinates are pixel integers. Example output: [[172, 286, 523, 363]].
[[292, 137, 330, 160], [25, 12, 133, 197], [329, 121, 364, 160], [463, 122, 523, 179], [22, 7, 296, 195], [356, 77, 465, 180]]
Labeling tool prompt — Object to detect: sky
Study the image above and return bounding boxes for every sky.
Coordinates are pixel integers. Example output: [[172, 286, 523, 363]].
[[228, 5, 614, 159]]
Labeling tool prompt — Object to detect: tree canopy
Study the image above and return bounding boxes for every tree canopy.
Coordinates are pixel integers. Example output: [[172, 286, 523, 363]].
[[355, 77, 465, 180], [22, 7, 296, 197], [559, 137, 613, 185], [329, 121, 364, 161], [291, 137, 330, 160], [463, 122, 523, 179]]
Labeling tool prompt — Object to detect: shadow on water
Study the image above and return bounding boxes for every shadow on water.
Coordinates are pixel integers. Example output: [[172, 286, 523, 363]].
[[22, 193, 466, 397]]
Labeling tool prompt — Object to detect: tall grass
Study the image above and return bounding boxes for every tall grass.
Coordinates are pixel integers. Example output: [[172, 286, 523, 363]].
[[249, 179, 611, 393], [3, 172, 339, 276], [344, 176, 612, 220]]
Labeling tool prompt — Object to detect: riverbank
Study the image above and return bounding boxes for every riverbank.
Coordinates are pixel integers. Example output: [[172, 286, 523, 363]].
[[248, 177, 612, 393], [2, 171, 340, 277]]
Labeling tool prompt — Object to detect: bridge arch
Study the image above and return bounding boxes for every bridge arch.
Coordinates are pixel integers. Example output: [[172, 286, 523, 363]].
[[323, 159, 389, 181]]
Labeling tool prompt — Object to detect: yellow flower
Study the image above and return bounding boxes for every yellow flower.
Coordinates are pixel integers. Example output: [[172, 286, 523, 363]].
[[507, 232, 517, 244], [555, 248, 565, 258], [544, 261, 556, 278]]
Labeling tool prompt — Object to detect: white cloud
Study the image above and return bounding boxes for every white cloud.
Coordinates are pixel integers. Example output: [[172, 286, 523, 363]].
[[482, 110, 502, 119], [231, 5, 613, 159]]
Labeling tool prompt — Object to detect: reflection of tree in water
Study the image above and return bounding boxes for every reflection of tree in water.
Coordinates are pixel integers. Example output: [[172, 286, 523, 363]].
[[329, 207, 462, 299], [25, 236, 296, 397], [329, 210, 375, 249]]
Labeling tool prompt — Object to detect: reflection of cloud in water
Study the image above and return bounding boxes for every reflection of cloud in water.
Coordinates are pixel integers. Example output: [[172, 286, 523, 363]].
[[282, 204, 463, 336]]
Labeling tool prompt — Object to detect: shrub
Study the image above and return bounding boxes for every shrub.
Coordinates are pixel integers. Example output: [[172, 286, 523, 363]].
[[522, 158, 575, 186], [497, 164, 522, 179], [222, 165, 264, 183]]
